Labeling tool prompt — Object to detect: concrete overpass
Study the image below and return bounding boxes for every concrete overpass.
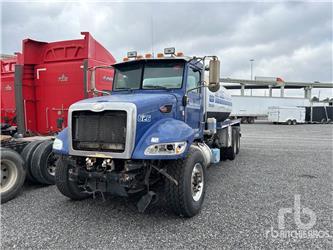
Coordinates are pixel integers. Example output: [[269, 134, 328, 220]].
[[220, 78, 333, 99]]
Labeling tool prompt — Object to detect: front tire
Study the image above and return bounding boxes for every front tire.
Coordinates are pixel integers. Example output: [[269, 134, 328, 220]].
[[165, 147, 206, 217], [0, 148, 26, 203], [55, 158, 90, 200]]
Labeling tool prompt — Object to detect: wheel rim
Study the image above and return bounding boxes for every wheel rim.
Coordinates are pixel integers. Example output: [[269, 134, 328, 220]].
[[191, 163, 204, 202], [0, 160, 18, 193], [46, 153, 57, 176]]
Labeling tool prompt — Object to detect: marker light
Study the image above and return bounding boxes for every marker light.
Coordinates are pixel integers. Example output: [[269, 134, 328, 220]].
[[176, 52, 184, 57], [145, 53, 152, 59], [157, 53, 164, 58], [127, 51, 137, 58], [137, 55, 143, 59], [164, 47, 175, 55], [123, 57, 129, 62]]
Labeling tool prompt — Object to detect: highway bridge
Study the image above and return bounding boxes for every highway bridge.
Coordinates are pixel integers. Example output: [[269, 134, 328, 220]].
[[220, 78, 333, 98]]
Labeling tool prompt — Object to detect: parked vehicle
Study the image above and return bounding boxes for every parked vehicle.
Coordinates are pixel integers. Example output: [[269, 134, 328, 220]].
[[0, 32, 115, 203], [305, 104, 333, 123], [230, 95, 310, 123], [1, 54, 22, 130], [53, 48, 241, 217], [268, 106, 305, 125]]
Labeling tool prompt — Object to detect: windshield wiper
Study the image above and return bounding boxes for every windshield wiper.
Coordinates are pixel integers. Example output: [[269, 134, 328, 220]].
[[144, 85, 168, 90]]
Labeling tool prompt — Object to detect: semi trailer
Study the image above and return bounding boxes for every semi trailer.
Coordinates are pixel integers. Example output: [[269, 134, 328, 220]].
[[230, 95, 310, 123], [53, 48, 241, 217], [1, 32, 115, 203]]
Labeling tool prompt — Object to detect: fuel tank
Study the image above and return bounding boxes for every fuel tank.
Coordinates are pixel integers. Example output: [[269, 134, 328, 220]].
[[205, 85, 232, 122]]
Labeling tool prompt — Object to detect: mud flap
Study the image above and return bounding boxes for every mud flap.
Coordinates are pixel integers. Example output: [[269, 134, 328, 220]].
[[137, 191, 157, 213]]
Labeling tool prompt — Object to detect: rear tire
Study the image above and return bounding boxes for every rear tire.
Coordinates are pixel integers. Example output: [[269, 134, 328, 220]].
[[21, 140, 43, 183], [226, 128, 237, 160], [55, 158, 90, 200], [165, 147, 206, 217], [0, 148, 26, 203], [220, 147, 228, 161], [292, 120, 297, 125], [220, 127, 239, 160], [31, 140, 57, 185]]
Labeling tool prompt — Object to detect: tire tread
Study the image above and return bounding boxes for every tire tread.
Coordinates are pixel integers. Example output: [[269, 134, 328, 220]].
[[0, 148, 26, 203], [55, 158, 90, 200], [165, 147, 205, 217]]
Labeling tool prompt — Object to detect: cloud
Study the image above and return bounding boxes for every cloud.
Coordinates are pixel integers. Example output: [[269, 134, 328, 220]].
[[1, 1, 332, 97]]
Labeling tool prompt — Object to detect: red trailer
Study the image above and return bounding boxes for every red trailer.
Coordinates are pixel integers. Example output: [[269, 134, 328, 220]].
[[1, 53, 22, 126], [15, 32, 115, 135], [1, 32, 116, 203]]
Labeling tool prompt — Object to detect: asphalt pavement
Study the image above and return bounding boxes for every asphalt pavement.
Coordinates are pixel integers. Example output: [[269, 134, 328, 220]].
[[1, 123, 332, 249]]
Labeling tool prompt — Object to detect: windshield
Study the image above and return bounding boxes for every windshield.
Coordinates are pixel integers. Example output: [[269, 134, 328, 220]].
[[113, 60, 184, 90]]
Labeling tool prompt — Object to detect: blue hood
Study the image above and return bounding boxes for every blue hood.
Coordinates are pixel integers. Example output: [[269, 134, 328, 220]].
[[76, 93, 177, 109]]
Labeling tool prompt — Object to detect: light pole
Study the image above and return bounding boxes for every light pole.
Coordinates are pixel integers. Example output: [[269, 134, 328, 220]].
[[250, 59, 254, 80], [250, 59, 254, 96]]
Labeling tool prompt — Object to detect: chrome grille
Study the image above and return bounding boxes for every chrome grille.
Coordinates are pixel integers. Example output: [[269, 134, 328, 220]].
[[72, 110, 127, 152]]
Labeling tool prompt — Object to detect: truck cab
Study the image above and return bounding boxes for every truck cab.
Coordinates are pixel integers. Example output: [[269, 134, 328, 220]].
[[53, 48, 240, 217]]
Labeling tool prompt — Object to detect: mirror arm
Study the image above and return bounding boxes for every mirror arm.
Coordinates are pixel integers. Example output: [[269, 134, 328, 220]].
[[185, 80, 207, 95]]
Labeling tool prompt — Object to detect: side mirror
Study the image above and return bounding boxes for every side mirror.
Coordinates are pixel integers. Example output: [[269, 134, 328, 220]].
[[208, 58, 220, 92]]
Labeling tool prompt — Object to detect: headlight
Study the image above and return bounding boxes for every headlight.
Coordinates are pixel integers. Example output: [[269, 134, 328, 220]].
[[53, 138, 63, 150], [144, 142, 187, 155]]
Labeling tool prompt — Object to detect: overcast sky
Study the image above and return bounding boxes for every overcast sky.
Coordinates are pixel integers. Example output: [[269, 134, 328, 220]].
[[1, 1, 332, 97]]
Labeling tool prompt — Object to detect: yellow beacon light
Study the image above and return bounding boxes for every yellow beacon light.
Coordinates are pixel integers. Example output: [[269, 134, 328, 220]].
[[157, 53, 164, 58], [145, 53, 152, 59]]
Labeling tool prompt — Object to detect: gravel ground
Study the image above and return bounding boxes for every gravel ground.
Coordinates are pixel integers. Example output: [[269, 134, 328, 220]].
[[1, 123, 332, 249]]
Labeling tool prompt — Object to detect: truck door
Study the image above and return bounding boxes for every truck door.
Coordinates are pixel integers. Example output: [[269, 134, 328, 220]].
[[185, 66, 202, 132]]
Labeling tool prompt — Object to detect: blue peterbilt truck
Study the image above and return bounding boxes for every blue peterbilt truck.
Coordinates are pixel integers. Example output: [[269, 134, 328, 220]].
[[53, 48, 241, 217]]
